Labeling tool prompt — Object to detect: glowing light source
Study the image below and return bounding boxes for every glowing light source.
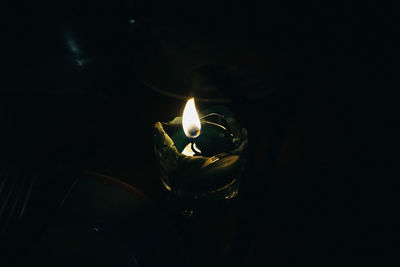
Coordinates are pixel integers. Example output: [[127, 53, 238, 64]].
[[181, 142, 202, 156], [182, 98, 201, 139]]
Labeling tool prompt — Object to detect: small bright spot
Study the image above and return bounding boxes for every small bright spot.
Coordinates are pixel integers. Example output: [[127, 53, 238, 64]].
[[76, 59, 85, 66], [129, 19, 136, 24]]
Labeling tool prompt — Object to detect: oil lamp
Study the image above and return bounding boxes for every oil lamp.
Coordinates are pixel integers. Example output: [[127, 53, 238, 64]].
[[153, 98, 247, 213]]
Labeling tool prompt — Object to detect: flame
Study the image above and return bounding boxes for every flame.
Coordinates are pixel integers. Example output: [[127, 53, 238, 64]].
[[182, 98, 201, 138]]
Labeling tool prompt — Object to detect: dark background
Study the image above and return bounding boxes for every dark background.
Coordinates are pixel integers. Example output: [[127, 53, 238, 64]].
[[0, 0, 396, 266]]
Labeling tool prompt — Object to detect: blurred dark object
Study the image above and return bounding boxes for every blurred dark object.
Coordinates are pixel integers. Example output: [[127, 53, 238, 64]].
[[0, 1, 395, 267], [0, 0, 136, 96], [135, 23, 288, 103], [0, 160, 80, 266], [28, 172, 190, 267]]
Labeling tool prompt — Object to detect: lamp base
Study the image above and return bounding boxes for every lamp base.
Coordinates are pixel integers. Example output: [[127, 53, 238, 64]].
[[160, 175, 239, 218]]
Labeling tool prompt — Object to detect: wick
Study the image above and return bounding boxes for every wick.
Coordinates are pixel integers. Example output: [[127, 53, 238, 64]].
[[191, 141, 201, 155]]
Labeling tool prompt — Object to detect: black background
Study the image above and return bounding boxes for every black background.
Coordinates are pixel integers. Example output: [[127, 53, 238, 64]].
[[0, 0, 396, 266]]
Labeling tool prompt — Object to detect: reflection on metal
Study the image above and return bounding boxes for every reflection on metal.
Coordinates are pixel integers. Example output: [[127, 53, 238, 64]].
[[161, 178, 172, 191], [0, 172, 35, 236], [209, 178, 237, 194], [19, 176, 34, 217], [182, 142, 202, 157], [203, 121, 227, 131]]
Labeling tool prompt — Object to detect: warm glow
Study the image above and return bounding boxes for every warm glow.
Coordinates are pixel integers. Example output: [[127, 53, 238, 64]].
[[182, 98, 201, 138], [181, 143, 202, 156]]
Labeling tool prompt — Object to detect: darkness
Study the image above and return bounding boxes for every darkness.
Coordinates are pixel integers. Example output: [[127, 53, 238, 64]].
[[0, 1, 396, 266]]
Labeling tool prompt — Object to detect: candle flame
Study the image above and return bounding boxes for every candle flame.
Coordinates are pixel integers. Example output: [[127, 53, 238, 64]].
[[182, 98, 201, 138]]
